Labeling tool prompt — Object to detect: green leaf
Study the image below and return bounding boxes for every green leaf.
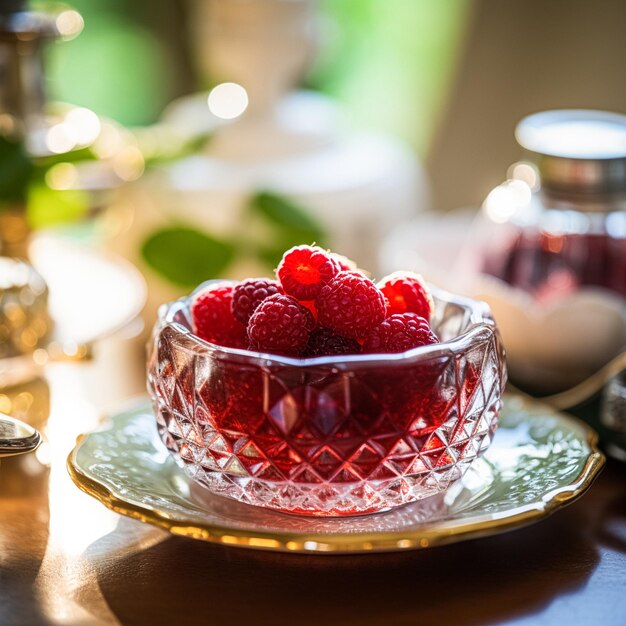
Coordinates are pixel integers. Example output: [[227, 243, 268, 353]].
[[0, 135, 34, 204], [33, 146, 98, 169], [141, 226, 235, 287], [255, 245, 288, 271], [250, 191, 326, 246], [27, 183, 90, 228], [140, 131, 213, 167]]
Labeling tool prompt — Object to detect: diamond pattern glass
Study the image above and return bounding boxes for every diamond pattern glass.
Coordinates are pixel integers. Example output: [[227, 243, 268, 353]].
[[147, 284, 506, 516]]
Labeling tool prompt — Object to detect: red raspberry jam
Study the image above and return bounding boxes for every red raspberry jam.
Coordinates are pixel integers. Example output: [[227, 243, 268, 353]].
[[483, 230, 626, 302]]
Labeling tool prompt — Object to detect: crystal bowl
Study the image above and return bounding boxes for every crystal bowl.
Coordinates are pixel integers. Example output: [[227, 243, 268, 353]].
[[147, 282, 506, 516]]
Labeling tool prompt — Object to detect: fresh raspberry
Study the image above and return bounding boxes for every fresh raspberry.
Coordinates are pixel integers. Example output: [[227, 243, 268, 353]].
[[362, 313, 438, 354], [277, 245, 340, 300], [299, 300, 318, 320], [191, 284, 246, 348], [377, 271, 434, 321], [231, 278, 282, 324], [316, 271, 387, 339], [248, 294, 315, 356], [305, 327, 361, 357]]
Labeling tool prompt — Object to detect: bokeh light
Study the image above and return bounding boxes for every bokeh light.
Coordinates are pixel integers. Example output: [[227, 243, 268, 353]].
[[45, 124, 75, 154], [64, 107, 101, 145], [208, 83, 249, 120], [509, 162, 539, 190], [483, 179, 532, 224], [45, 163, 80, 190], [55, 10, 85, 39]]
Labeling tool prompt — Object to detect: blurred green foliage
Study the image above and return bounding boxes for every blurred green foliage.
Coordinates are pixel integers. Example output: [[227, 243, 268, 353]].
[[140, 192, 327, 287], [16, 1, 469, 280], [141, 227, 236, 287], [0, 130, 95, 225], [35, 0, 469, 153], [310, 0, 471, 155], [40, 0, 181, 126], [0, 135, 33, 203], [27, 184, 90, 228], [252, 192, 328, 271], [251, 192, 325, 248]]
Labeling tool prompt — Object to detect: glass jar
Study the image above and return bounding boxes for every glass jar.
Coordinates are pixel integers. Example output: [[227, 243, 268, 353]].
[[481, 110, 626, 391], [484, 110, 626, 300]]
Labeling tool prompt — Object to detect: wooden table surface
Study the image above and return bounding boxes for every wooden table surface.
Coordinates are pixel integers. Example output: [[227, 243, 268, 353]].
[[1, 335, 625, 626]]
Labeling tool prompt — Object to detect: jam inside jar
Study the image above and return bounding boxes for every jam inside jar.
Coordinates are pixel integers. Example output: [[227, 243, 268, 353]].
[[483, 209, 626, 304]]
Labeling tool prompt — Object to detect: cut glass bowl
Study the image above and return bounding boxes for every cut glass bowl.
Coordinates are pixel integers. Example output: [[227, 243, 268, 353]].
[[147, 283, 506, 516]]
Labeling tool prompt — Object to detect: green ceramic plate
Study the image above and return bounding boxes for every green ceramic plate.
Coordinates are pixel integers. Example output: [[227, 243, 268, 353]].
[[67, 394, 604, 553]]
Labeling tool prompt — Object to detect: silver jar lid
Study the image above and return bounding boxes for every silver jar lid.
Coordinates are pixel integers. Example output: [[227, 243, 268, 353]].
[[515, 109, 626, 198]]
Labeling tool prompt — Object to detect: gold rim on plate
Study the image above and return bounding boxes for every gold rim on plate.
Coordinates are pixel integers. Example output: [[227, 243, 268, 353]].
[[67, 395, 605, 553]]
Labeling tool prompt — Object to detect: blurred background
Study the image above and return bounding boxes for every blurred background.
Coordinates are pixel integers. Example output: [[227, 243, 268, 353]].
[[40, 0, 626, 211]]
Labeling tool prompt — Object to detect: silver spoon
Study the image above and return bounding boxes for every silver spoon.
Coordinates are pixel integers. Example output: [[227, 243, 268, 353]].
[[0, 414, 41, 457]]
